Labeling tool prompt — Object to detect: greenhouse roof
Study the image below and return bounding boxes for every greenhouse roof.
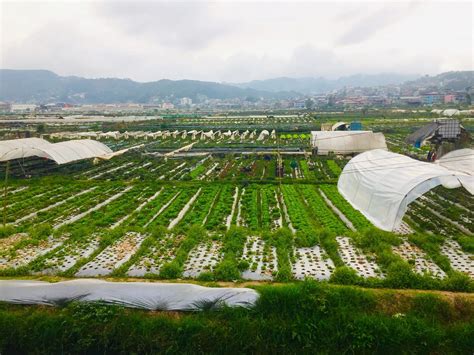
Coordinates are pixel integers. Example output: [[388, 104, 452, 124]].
[[310, 131, 387, 155], [0, 138, 112, 165], [338, 149, 473, 231]]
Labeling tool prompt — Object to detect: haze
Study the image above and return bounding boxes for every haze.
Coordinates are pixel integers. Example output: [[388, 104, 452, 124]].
[[1, 0, 472, 82]]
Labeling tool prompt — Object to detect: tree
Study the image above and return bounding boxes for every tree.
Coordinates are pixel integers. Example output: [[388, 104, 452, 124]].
[[305, 98, 314, 110]]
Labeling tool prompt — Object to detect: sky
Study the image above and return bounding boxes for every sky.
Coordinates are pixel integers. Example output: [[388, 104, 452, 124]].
[[1, 0, 472, 82]]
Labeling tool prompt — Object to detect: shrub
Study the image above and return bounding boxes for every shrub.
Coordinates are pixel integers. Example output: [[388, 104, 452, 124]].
[[159, 261, 182, 279], [28, 223, 52, 240], [444, 272, 473, 292], [0, 225, 15, 239], [330, 266, 361, 285]]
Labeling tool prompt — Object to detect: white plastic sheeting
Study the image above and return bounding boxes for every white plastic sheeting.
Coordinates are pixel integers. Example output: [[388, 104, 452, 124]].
[[436, 148, 474, 176], [0, 138, 112, 164], [338, 149, 474, 231], [0, 138, 51, 161], [0, 279, 259, 310], [310, 131, 387, 155]]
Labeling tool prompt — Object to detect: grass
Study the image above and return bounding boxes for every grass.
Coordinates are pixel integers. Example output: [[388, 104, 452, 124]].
[[0, 280, 473, 354]]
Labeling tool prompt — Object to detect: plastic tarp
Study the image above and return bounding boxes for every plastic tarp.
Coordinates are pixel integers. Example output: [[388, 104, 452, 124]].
[[338, 149, 474, 231], [310, 131, 387, 155], [436, 148, 474, 175], [0, 138, 112, 164], [0, 279, 259, 310], [0, 138, 52, 161]]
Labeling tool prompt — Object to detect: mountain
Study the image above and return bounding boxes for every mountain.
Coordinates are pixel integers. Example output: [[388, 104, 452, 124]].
[[403, 71, 474, 91], [234, 73, 420, 94], [0, 69, 297, 104]]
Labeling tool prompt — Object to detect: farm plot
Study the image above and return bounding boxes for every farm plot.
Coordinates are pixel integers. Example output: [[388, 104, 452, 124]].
[[392, 240, 446, 278], [281, 185, 314, 235], [76, 232, 147, 277], [5, 183, 91, 224], [87, 161, 135, 180], [0, 235, 67, 271], [203, 185, 235, 232], [292, 245, 335, 280], [241, 236, 277, 280], [239, 184, 259, 230], [318, 184, 371, 231], [297, 185, 347, 235], [178, 185, 221, 227], [336, 236, 383, 278], [148, 187, 200, 229], [15, 185, 118, 229], [123, 187, 180, 228], [32, 236, 101, 275], [53, 186, 132, 229], [182, 241, 222, 278], [127, 234, 183, 277], [419, 194, 473, 235], [405, 202, 464, 236], [440, 239, 474, 278]]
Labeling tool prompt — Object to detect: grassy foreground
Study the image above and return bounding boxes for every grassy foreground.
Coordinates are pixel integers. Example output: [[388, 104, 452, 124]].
[[0, 280, 473, 354]]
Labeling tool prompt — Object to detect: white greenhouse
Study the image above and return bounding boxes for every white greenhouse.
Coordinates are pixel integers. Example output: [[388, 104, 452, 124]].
[[337, 149, 474, 231], [0, 138, 113, 165], [310, 131, 387, 155]]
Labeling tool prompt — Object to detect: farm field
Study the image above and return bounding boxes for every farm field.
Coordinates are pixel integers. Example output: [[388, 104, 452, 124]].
[[0, 153, 472, 291], [0, 115, 472, 355]]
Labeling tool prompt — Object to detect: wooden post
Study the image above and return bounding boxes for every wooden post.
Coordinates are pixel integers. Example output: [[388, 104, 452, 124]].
[[3, 161, 10, 227]]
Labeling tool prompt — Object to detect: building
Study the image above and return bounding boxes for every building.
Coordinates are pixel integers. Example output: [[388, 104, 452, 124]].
[[0, 102, 11, 112], [292, 100, 306, 109], [180, 97, 192, 106], [444, 94, 456, 104], [161, 102, 175, 109], [406, 119, 470, 148], [399, 96, 422, 106], [10, 104, 37, 112], [421, 93, 443, 105]]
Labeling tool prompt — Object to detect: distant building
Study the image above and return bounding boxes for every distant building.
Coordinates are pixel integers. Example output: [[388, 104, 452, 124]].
[[399, 96, 422, 106], [421, 93, 443, 105], [292, 100, 306, 109], [444, 94, 456, 104], [180, 97, 192, 106], [161, 102, 174, 109], [0, 102, 11, 112], [11, 104, 37, 112]]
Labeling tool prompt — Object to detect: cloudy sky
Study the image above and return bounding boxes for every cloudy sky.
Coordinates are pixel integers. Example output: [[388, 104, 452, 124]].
[[1, 0, 472, 82]]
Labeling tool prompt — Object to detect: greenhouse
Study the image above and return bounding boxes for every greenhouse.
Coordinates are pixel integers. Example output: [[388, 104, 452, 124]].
[[310, 131, 387, 155], [337, 149, 474, 231], [435, 148, 474, 175], [0, 138, 112, 164]]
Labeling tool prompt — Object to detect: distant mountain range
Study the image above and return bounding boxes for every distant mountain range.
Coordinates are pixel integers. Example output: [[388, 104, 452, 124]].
[[403, 71, 474, 91], [0, 69, 472, 104], [0, 70, 296, 104], [233, 73, 420, 94]]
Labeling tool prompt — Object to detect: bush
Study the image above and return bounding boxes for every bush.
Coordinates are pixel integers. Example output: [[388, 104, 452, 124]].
[[214, 259, 240, 281], [330, 266, 361, 285], [159, 261, 182, 279], [28, 223, 52, 240], [0, 225, 15, 239], [444, 272, 473, 292]]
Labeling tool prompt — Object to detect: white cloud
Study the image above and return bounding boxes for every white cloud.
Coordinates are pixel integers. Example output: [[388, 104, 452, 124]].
[[1, 1, 472, 82]]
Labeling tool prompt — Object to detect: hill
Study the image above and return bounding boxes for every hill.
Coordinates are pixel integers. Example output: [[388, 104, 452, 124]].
[[234, 73, 420, 94], [0, 69, 296, 104], [403, 71, 474, 91]]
